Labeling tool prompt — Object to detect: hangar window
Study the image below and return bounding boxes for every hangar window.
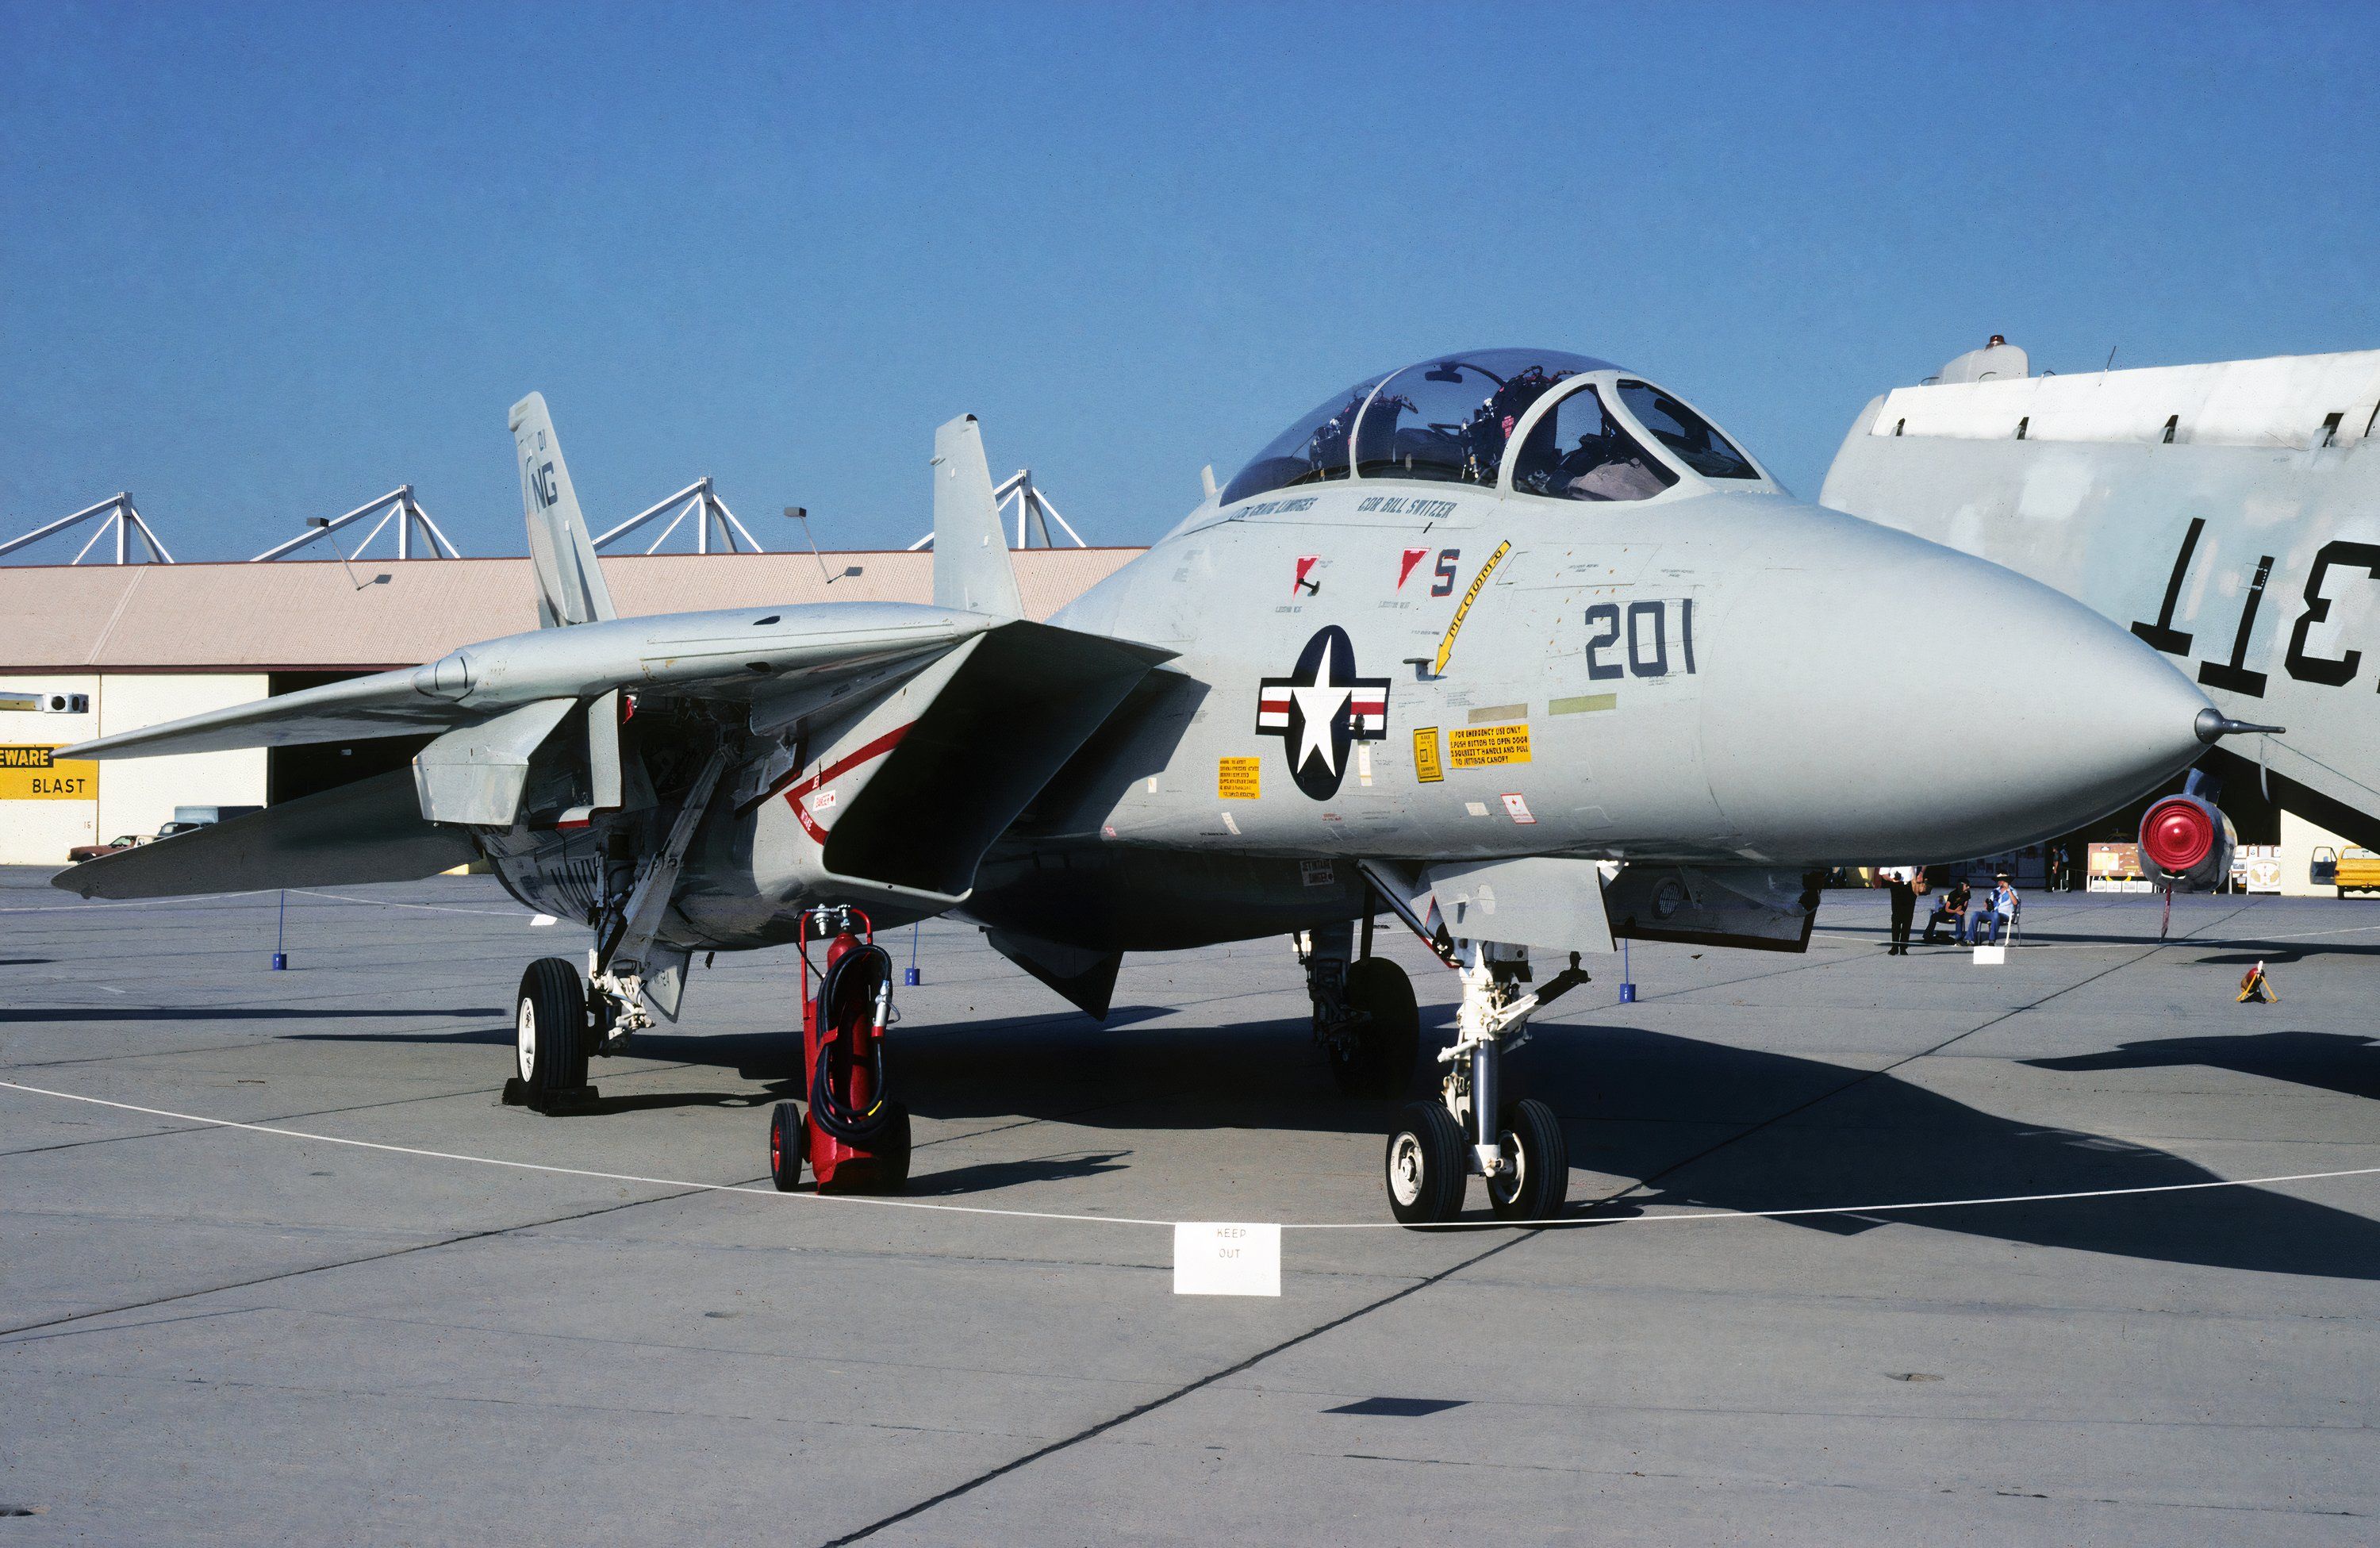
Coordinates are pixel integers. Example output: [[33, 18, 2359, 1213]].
[[1511, 386, 1676, 503], [1217, 376, 1386, 506], [1353, 349, 1611, 487], [1614, 381, 1758, 479]]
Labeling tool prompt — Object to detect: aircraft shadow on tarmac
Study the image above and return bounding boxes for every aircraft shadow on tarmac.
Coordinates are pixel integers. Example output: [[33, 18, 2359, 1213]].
[[904, 1150, 1132, 1196], [2192, 942, 2380, 962], [2029, 1031, 2380, 1101], [271, 1006, 2380, 1281], [886, 1010, 2380, 1281], [1520, 1024, 2380, 1282]]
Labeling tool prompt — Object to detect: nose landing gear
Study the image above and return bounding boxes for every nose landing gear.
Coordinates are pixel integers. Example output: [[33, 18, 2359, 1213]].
[[1380, 940, 1585, 1227]]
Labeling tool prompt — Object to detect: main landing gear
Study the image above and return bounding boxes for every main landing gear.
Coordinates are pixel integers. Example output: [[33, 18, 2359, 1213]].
[[504, 957, 601, 1112], [506, 743, 737, 1115], [1383, 939, 1588, 1227], [1303, 917, 1421, 1098]]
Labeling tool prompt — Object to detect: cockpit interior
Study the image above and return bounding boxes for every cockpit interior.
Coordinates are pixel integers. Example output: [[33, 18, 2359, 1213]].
[[1218, 348, 1763, 509]]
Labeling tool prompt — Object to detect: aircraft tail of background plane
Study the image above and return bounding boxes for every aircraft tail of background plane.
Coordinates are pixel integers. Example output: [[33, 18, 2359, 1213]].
[[931, 414, 1024, 619], [509, 392, 618, 628]]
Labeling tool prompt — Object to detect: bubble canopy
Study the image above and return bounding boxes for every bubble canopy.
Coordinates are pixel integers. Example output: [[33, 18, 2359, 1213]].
[[1217, 348, 1756, 507], [1219, 349, 1613, 507]]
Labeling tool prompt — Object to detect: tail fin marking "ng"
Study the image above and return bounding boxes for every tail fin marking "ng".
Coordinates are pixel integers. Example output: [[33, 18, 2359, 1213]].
[[509, 392, 617, 628]]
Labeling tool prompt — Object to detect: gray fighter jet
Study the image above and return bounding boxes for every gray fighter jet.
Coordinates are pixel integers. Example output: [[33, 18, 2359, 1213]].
[[57, 349, 2250, 1222]]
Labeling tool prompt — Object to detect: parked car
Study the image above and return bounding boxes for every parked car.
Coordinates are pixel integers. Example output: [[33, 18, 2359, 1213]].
[[152, 821, 205, 839], [67, 833, 153, 863], [2311, 845, 2380, 897]]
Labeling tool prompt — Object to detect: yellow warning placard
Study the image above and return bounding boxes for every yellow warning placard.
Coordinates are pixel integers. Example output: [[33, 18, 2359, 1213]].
[[1449, 723, 1531, 769], [1218, 756, 1261, 800], [0, 746, 97, 800], [1412, 727, 1443, 783]]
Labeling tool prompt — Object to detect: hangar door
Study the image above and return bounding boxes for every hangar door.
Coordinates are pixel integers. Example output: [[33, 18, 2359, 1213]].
[[266, 672, 434, 806]]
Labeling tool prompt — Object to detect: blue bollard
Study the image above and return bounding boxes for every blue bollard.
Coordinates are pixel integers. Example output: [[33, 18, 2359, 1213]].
[[271, 890, 288, 970]]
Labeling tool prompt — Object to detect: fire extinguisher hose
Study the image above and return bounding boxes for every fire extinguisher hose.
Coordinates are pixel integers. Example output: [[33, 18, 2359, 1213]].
[[809, 942, 894, 1145]]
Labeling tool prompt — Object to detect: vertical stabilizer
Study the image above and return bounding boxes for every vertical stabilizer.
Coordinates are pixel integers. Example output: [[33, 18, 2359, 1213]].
[[509, 393, 617, 628], [931, 414, 1023, 618]]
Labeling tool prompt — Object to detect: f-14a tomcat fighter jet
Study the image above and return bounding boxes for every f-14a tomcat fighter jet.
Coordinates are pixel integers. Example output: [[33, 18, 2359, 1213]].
[[58, 349, 2263, 1223]]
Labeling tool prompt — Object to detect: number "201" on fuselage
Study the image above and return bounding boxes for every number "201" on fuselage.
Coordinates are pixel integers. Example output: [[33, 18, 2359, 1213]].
[[1584, 598, 1696, 681]]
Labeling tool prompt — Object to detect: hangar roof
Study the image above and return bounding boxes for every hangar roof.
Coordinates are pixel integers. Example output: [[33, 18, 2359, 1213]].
[[0, 548, 1141, 672]]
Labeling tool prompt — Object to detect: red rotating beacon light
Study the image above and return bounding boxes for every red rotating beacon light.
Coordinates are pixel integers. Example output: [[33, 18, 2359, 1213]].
[[767, 906, 912, 1194], [2140, 796, 2217, 875]]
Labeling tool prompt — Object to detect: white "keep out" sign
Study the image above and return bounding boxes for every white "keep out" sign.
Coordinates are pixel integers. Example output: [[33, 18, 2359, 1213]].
[[1173, 1222, 1281, 1296]]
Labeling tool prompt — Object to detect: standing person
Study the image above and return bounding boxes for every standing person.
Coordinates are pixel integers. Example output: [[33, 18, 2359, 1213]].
[[1880, 865, 1919, 955], [1924, 876, 1973, 944]]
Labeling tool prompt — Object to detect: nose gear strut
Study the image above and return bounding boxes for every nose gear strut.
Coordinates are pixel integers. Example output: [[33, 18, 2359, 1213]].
[[1358, 860, 1588, 1226], [589, 743, 733, 1047]]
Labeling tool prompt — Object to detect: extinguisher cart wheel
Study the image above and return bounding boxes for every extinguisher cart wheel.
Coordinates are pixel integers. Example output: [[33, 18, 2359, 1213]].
[[768, 1101, 804, 1192]]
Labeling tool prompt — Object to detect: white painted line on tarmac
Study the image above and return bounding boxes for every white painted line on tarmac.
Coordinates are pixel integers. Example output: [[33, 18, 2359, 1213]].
[[4, 1077, 2374, 1239], [0, 893, 268, 915], [286, 889, 530, 918]]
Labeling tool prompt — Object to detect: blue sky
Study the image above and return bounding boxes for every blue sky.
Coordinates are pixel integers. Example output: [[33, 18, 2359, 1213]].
[[2, 2, 2373, 562]]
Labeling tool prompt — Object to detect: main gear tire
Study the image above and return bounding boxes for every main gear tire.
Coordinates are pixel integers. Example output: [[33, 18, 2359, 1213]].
[[1329, 957, 1421, 1098], [515, 958, 589, 1112], [1384, 1100, 1467, 1226], [768, 1101, 804, 1192], [1487, 1098, 1568, 1222]]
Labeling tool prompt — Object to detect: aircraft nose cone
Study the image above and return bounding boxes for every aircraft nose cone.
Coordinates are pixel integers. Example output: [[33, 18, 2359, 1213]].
[[1700, 516, 2213, 862]]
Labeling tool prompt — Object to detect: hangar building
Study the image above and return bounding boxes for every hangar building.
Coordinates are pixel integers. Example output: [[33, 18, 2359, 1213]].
[[0, 549, 1137, 865]]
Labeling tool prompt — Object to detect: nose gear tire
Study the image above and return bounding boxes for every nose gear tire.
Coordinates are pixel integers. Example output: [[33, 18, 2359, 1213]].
[[1385, 1100, 1467, 1225], [1330, 958, 1422, 1098], [515, 958, 591, 1112], [768, 1101, 804, 1192], [1486, 1097, 1568, 1221]]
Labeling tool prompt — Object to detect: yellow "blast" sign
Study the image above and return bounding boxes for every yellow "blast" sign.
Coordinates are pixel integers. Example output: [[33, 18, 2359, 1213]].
[[0, 746, 97, 800]]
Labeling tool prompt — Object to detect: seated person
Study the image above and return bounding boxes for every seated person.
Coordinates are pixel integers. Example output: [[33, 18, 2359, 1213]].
[[1560, 436, 1668, 501], [1922, 878, 1972, 944], [1971, 874, 2021, 944]]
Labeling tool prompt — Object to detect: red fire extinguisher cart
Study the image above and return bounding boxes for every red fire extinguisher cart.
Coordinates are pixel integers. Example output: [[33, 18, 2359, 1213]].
[[770, 906, 912, 1193]]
